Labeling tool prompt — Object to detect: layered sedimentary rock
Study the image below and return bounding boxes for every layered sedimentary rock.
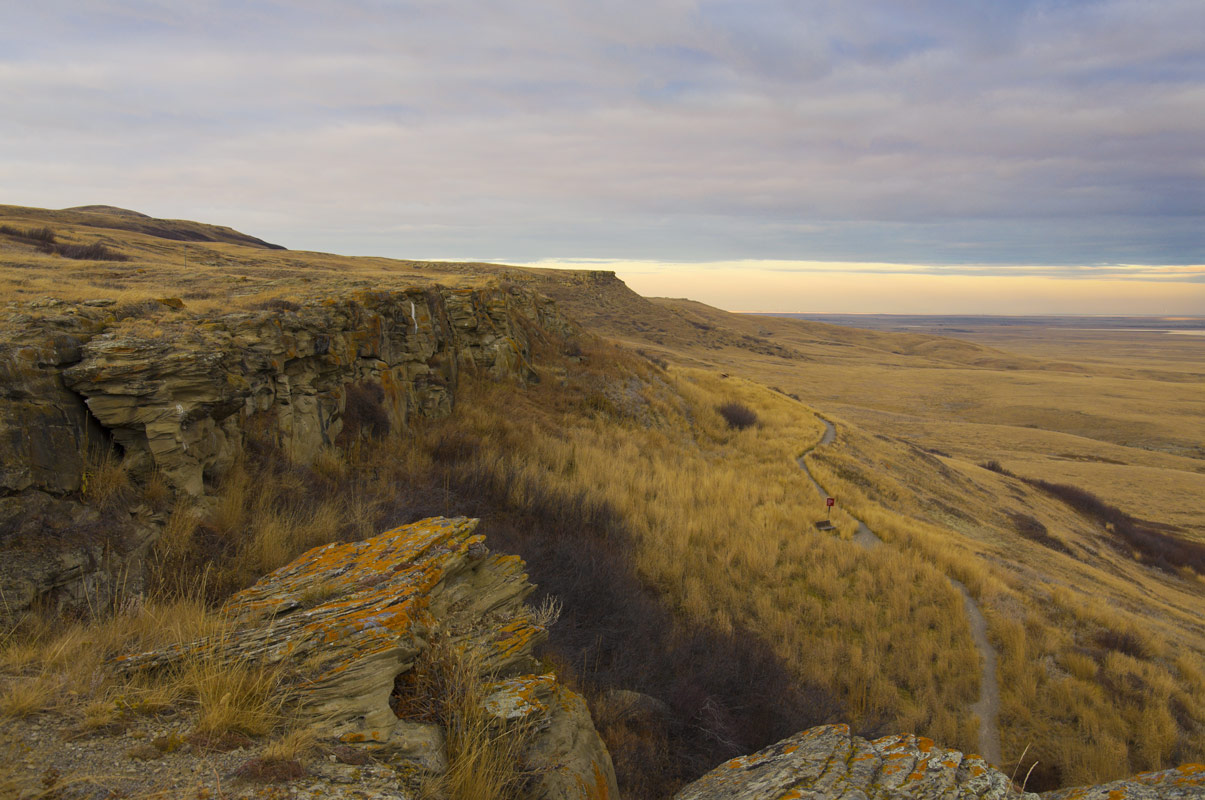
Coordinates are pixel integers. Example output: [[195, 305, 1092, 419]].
[[674, 724, 1031, 800], [119, 516, 619, 800], [673, 724, 1204, 800], [1042, 765, 1205, 800], [61, 287, 549, 495], [0, 285, 568, 616]]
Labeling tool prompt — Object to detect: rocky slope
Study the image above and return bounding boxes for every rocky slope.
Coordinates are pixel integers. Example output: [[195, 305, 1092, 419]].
[[0, 283, 568, 619], [6, 514, 1199, 799], [5, 516, 618, 800]]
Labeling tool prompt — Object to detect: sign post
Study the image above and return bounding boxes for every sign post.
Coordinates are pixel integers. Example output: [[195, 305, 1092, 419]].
[[826, 497, 835, 519]]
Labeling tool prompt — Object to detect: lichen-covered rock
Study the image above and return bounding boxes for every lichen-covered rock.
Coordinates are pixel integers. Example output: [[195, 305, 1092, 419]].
[[1041, 763, 1205, 800], [484, 674, 620, 800], [115, 516, 618, 800], [674, 724, 1205, 800], [119, 517, 540, 743], [673, 723, 1037, 800]]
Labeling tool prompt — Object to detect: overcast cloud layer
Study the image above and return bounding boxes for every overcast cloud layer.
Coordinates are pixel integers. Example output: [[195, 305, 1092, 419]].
[[2, 1, 1203, 309]]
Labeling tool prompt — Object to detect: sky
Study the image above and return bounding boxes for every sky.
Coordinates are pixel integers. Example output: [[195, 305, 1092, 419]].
[[2, 1, 1203, 314]]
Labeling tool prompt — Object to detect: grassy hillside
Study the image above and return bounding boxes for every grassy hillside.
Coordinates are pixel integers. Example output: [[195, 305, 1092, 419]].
[[2, 204, 1203, 796], [518, 270, 1205, 789]]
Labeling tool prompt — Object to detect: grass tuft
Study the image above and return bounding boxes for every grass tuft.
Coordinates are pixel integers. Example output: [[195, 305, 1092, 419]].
[[398, 638, 533, 800]]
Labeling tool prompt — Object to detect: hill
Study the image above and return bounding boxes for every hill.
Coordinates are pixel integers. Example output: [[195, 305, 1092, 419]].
[[3, 203, 286, 250], [1, 204, 1202, 798]]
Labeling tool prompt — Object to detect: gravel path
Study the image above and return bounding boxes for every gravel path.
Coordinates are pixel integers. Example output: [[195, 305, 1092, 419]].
[[797, 418, 1003, 766]]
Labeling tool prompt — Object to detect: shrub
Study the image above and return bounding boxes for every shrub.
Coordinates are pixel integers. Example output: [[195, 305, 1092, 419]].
[[1024, 478, 1205, 575], [1095, 629, 1150, 660], [230, 756, 307, 783], [717, 401, 758, 430], [636, 349, 669, 370], [0, 224, 56, 244], [339, 381, 390, 443], [55, 241, 129, 261], [253, 298, 302, 312], [1006, 511, 1071, 554]]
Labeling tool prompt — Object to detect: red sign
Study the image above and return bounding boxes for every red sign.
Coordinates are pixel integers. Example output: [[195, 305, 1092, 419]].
[[826, 497, 835, 508]]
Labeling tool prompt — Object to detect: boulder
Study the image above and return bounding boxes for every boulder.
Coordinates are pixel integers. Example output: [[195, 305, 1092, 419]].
[[673, 723, 1036, 800], [673, 724, 1205, 800], [1041, 764, 1205, 800], [485, 674, 620, 800], [117, 516, 618, 799]]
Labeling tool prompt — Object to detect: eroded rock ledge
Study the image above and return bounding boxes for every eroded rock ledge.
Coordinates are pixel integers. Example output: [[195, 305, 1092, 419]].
[[119, 516, 618, 800], [672, 724, 1203, 800]]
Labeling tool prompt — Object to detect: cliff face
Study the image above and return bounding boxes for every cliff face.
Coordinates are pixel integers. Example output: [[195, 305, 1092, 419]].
[[0, 284, 569, 617]]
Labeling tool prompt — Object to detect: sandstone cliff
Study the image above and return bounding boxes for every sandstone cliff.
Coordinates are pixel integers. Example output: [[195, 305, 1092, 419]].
[[0, 283, 569, 618]]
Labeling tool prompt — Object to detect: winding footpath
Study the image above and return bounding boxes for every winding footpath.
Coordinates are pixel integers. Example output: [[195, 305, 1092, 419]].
[[797, 418, 1002, 766]]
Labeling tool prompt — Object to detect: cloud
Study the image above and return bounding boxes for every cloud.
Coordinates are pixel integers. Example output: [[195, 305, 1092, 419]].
[[1, 0, 1202, 277]]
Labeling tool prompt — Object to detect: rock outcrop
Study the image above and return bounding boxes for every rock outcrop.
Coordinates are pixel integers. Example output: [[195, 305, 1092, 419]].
[[674, 724, 1031, 800], [61, 287, 547, 495], [672, 724, 1204, 800], [0, 285, 569, 617], [1042, 765, 1205, 800], [485, 674, 619, 800], [118, 516, 619, 800]]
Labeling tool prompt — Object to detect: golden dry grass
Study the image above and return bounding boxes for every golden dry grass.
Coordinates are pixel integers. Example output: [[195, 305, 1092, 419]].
[[400, 360, 982, 750], [795, 414, 1205, 786], [403, 638, 534, 800], [0, 597, 284, 743], [5, 202, 1204, 791], [0, 203, 505, 315], [563, 293, 1205, 788]]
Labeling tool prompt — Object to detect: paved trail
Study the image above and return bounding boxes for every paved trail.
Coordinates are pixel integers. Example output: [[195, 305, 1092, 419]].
[[797, 418, 1002, 765]]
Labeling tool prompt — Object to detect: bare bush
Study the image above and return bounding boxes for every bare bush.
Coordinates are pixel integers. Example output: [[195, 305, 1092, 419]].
[[717, 401, 758, 430], [339, 381, 390, 442]]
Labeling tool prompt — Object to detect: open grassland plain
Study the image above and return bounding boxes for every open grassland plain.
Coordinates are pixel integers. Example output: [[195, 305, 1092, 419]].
[[2, 204, 1204, 796]]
